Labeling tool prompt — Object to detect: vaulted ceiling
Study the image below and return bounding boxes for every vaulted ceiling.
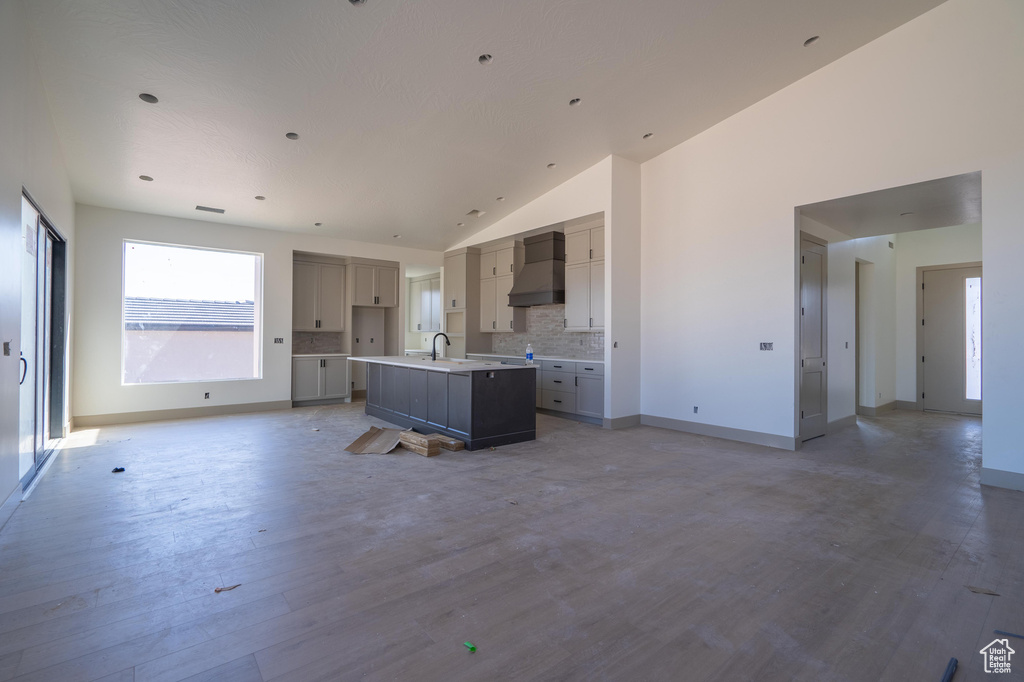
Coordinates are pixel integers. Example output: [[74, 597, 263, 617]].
[[25, 0, 946, 250]]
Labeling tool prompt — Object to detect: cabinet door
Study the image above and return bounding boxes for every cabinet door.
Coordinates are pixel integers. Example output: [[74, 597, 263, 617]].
[[292, 357, 322, 401], [479, 251, 497, 279], [589, 261, 604, 329], [565, 231, 591, 265], [408, 280, 423, 331], [444, 253, 466, 309], [376, 266, 399, 307], [322, 358, 349, 399], [428, 278, 441, 331], [292, 262, 319, 331], [564, 263, 591, 329], [318, 264, 346, 331], [590, 227, 605, 261], [352, 264, 377, 306], [495, 274, 515, 331], [576, 375, 604, 418], [480, 277, 497, 332], [495, 248, 515, 277]]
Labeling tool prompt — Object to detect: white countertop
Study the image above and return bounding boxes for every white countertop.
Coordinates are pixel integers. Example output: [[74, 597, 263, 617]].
[[350, 355, 537, 373], [466, 352, 604, 365], [292, 353, 351, 358]]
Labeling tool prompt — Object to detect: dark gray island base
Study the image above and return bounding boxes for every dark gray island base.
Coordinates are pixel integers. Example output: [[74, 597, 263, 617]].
[[357, 356, 536, 450]]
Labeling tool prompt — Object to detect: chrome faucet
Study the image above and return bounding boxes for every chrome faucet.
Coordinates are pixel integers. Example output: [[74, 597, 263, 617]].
[[431, 332, 450, 361]]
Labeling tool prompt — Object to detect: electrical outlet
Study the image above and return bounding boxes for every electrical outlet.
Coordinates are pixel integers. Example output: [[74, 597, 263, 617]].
[[204, 392, 210, 399], [693, 406, 698, 414], [760, 342, 773, 351], [274, 337, 284, 344]]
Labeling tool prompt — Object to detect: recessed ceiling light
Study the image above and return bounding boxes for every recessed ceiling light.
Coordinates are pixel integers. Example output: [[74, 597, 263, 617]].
[[643, 132, 654, 139], [393, 234, 402, 239], [457, 222, 465, 227], [314, 222, 322, 227], [803, 36, 820, 47], [138, 175, 153, 181], [569, 98, 581, 107], [138, 93, 158, 104], [196, 205, 225, 214], [255, 195, 266, 201], [496, 196, 505, 202], [285, 132, 299, 140], [547, 163, 557, 169], [900, 211, 915, 216], [478, 54, 493, 65]]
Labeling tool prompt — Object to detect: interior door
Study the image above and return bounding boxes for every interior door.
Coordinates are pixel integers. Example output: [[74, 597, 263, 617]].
[[19, 198, 40, 478], [922, 266, 982, 414], [800, 238, 827, 441]]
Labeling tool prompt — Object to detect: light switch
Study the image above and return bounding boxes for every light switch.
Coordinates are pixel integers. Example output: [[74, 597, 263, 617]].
[[2, 341, 10, 356]]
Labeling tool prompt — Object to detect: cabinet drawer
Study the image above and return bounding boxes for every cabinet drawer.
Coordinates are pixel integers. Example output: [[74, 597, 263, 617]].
[[542, 390, 576, 413], [575, 361, 604, 375], [540, 359, 572, 372], [541, 370, 575, 392]]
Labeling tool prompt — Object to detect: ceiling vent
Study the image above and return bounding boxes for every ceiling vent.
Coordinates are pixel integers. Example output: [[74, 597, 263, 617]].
[[195, 205, 226, 214], [467, 209, 485, 217]]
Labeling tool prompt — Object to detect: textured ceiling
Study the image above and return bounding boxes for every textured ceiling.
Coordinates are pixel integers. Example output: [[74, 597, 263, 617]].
[[799, 171, 981, 239], [25, 0, 946, 251]]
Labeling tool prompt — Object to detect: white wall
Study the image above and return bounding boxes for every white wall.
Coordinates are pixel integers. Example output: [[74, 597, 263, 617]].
[[450, 155, 643, 422], [0, 0, 76, 505], [894, 223, 982, 402], [640, 0, 1024, 477], [73, 204, 441, 419]]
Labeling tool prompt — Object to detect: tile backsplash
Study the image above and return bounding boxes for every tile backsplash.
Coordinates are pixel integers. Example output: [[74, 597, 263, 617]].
[[292, 332, 345, 354], [490, 304, 603, 359]]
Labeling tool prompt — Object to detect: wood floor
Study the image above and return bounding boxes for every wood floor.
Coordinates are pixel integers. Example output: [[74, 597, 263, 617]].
[[0, 404, 1019, 681]]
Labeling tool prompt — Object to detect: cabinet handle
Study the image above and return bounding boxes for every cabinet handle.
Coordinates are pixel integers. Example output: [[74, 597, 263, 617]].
[[510, 263, 513, 272], [452, 298, 456, 307], [553, 365, 562, 369], [554, 399, 562, 404], [417, 323, 421, 330], [590, 248, 593, 260], [563, 319, 567, 328], [553, 380, 562, 384], [584, 367, 594, 371], [509, 320, 513, 329], [575, 377, 578, 386], [493, 266, 496, 275], [492, 321, 496, 329], [590, 317, 593, 327]]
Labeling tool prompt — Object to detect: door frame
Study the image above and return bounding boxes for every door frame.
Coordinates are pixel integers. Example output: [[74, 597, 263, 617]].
[[915, 260, 982, 412], [797, 231, 828, 443]]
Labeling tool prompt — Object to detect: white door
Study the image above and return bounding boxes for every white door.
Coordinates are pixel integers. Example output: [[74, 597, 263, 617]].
[[922, 266, 982, 415], [800, 238, 827, 441]]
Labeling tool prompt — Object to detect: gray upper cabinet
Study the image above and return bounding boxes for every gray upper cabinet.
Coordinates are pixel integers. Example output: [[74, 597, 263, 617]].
[[479, 243, 524, 332], [409, 275, 441, 332], [564, 223, 604, 331], [353, 263, 398, 307], [293, 261, 345, 331], [444, 252, 467, 309]]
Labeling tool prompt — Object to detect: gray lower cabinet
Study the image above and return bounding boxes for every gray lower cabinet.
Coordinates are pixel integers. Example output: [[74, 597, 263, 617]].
[[464, 355, 604, 421], [364, 363, 535, 449], [575, 374, 603, 418], [293, 356, 350, 403]]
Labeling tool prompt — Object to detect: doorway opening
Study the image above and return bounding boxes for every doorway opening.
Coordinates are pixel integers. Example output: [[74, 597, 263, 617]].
[[19, 193, 68, 489]]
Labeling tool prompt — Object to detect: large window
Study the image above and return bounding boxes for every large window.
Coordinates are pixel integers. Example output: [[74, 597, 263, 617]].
[[122, 241, 263, 384]]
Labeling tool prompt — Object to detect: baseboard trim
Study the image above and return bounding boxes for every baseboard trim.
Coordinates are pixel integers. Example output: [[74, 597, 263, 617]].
[[896, 400, 921, 411], [0, 484, 22, 533], [74, 400, 293, 427], [856, 401, 897, 417], [292, 397, 352, 408], [604, 414, 641, 429], [827, 415, 858, 433], [640, 414, 797, 451], [980, 468, 1024, 493]]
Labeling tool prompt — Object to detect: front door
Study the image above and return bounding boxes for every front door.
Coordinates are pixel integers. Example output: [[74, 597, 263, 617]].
[[800, 238, 827, 441], [922, 266, 982, 415]]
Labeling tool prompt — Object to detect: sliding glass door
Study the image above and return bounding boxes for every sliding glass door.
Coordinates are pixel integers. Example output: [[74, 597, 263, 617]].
[[19, 195, 64, 486]]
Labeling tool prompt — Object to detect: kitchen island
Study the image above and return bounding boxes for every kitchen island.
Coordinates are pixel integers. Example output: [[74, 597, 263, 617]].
[[351, 356, 537, 450]]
